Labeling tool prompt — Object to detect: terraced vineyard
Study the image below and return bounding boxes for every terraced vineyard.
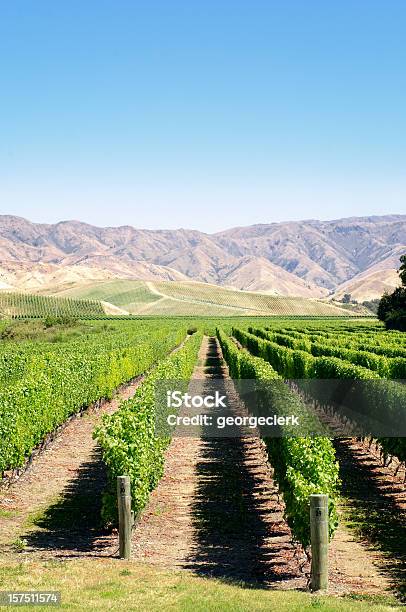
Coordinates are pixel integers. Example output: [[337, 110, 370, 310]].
[[39, 279, 368, 316], [0, 291, 104, 319]]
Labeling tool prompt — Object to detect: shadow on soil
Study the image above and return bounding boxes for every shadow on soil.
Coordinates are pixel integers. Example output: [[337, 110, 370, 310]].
[[184, 337, 302, 587], [335, 439, 406, 601], [24, 448, 113, 558]]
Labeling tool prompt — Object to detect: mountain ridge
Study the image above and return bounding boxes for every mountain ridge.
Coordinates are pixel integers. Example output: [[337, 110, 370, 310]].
[[0, 214, 405, 299]]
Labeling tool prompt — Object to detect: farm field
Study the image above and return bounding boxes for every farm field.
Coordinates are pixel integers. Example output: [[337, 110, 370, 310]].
[[0, 316, 404, 611], [35, 278, 369, 317], [3, 1, 406, 610], [0, 292, 104, 319]]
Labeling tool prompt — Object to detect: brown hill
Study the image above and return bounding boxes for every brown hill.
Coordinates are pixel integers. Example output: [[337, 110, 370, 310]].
[[0, 214, 404, 297], [215, 215, 406, 290], [333, 269, 401, 302], [0, 259, 188, 292], [221, 256, 328, 297]]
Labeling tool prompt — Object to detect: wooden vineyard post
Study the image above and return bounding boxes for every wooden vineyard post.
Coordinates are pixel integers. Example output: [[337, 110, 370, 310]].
[[309, 494, 329, 591], [117, 475, 132, 559]]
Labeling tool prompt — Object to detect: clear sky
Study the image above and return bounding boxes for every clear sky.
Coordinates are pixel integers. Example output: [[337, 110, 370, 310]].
[[0, 1, 405, 232]]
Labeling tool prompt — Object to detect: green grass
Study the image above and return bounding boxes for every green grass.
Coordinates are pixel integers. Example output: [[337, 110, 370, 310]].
[[0, 559, 401, 611], [41, 279, 369, 317], [0, 509, 16, 519], [0, 319, 117, 343]]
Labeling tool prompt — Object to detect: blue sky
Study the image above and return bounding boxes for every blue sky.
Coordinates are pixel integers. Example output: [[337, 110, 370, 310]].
[[0, 1, 405, 232]]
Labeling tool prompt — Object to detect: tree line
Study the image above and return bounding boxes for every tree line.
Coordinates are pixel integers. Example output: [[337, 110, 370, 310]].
[[378, 254, 406, 331]]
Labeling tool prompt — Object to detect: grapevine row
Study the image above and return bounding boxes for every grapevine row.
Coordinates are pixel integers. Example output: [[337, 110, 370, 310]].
[[216, 328, 340, 548], [95, 331, 203, 523], [0, 322, 188, 474], [235, 327, 406, 462], [253, 328, 406, 378], [0, 292, 104, 319]]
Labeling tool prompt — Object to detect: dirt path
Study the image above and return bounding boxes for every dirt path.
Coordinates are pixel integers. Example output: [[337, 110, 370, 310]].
[[0, 336, 192, 559], [0, 376, 144, 557], [130, 337, 398, 596], [145, 281, 259, 314], [131, 337, 306, 588], [1, 334, 402, 599], [145, 281, 166, 298], [330, 439, 405, 598]]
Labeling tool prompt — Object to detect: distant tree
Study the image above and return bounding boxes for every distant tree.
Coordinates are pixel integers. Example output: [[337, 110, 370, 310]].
[[341, 293, 351, 304], [399, 254, 406, 286], [362, 298, 380, 314], [378, 254, 406, 331]]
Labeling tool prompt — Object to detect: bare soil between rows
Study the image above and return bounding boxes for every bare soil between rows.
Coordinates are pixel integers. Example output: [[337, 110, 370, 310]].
[[131, 337, 306, 589], [0, 374, 144, 556], [0, 336, 404, 600]]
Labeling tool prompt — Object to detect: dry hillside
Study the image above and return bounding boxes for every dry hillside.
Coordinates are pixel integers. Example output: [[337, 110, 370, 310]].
[[0, 214, 404, 299]]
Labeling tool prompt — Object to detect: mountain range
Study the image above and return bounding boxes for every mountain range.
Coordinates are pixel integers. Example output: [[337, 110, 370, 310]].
[[0, 214, 405, 300]]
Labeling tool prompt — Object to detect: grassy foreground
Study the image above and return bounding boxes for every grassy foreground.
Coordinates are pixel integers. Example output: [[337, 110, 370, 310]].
[[0, 559, 400, 611]]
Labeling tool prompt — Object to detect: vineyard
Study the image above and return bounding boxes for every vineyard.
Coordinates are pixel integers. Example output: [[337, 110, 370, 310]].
[[232, 323, 406, 461], [0, 316, 405, 609], [0, 320, 188, 474], [0, 291, 104, 319], [0, 284, 373, 319], [38, 278, 370, 316]]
